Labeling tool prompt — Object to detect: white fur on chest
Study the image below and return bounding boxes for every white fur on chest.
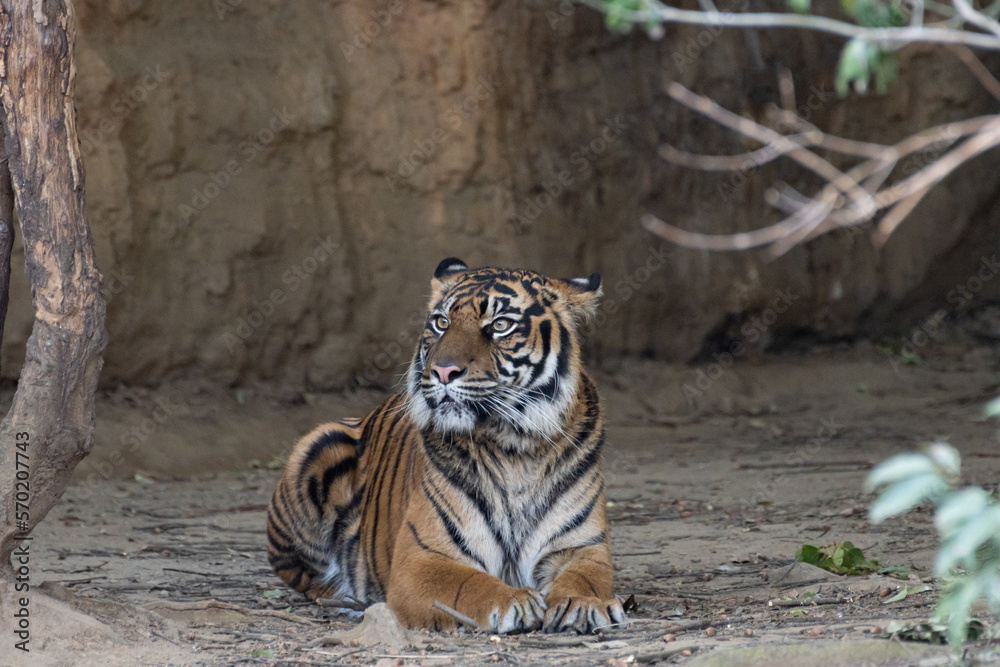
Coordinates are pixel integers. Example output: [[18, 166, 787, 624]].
[[447, 453, 599, 591]]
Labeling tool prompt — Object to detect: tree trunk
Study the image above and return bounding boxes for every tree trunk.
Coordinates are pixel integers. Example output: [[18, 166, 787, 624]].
[[0, 121, 13, 377], [0, 0, 107, 579]]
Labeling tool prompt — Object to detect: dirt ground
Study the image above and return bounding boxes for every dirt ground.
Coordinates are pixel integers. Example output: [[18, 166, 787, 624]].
[[6, 340, 1000, 666]]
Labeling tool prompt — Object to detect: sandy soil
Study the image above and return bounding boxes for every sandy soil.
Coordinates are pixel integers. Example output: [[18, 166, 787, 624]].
[[5, 341, 1000, 666]]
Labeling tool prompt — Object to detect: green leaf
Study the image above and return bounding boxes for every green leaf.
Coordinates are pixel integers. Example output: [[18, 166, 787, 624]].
[[934, 571, 993, 645], [985, 395, 1000, 418], [865, 453, 938, 491], [925, 442, 961, 477], [883, 584, 932, 604], [836, 38, 874, 97], [935, 506, 1000, 576], [879, 564, 918, 579], [796, 544, 821, 565], [869, 471, 949, 523], [787, 0, 811, 13], [883, 586, 908, 603], [871, 52, 898, 94], [935, 487, 990, 534], [251, 648, 273, 658]]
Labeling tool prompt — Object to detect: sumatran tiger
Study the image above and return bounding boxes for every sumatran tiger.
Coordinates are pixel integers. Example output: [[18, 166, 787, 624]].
[[266, 258, 626, 633]]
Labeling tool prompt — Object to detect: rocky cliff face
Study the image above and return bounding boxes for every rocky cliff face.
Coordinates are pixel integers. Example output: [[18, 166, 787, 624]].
[[2, 0, 997, 387]]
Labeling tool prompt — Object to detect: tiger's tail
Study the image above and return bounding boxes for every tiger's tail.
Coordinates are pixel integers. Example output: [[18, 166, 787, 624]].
[[266, 420, 365, 599]]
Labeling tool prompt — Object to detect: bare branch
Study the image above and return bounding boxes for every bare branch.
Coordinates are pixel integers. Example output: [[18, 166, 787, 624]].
[[576, 0, 1000, 49], [660, 141, 797, 171], [946, 43, 1000, 101], [645, 79, 1000, 255], [952, 0, 1000, 40], [666, 82, 877, 218]]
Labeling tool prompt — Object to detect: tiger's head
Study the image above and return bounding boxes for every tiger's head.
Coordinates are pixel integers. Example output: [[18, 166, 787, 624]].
[[407, 258, 602, 447]]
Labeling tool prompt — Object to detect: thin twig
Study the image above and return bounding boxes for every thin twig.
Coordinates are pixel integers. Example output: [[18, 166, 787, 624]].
[[667, 81, 877, 217], [576, 0, 1000, 49], [734, 459, 872, 470], [519, 636, 589, 648], [768, 596, 845, 607], [661, 618, 716, 632], [143, 599, 319, 624], [647, 77, 1000, 254], [952, 0, 1000, 40], [316, 597, 367, 612], [432, 600, 481, 630], [778, 67, 795, 113], [946, 43, 1000, 100]]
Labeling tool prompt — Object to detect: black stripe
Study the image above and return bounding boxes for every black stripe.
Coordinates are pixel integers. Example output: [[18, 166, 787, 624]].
[[424, 485, 487, 570], [307, 477, 322, 513], [320, 456, 358, 507], [453, 571, 478, 607], [528, 320, 553, 385], [538, 440, 602, 530], [271, 486, 311, 547], [533, 322, 570, 400], [267, 530, 296, 553], [367, 407, 410, 593], [423, 442, 498, 546], [550, 600, 570, 628], [578, 573, 598, 596], [299, 428, 358, 472], [551, 484, 602, 541], [408, 521, 450, 559]]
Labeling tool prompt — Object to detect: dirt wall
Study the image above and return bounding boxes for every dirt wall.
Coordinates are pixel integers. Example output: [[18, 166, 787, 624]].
[[2, 0, 998, 388]]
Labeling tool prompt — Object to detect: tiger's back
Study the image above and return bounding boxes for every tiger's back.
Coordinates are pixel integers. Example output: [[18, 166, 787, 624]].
[[266, 393, 419, 603], [266, 258, 626, 633]]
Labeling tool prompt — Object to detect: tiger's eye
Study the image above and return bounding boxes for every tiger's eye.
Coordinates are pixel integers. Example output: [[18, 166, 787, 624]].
[[434, 314, 449, 331], [491, 317, 513, 334]]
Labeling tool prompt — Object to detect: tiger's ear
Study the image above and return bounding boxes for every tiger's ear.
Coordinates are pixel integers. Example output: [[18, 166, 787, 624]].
[[430, 257, 469, 300], [552, 272, 602, 322]]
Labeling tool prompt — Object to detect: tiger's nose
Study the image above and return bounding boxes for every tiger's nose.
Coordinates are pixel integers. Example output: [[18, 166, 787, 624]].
[[431, 363, 465, 384]]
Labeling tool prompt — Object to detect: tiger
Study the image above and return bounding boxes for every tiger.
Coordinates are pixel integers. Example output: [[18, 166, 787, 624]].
[[266, 258, 627, 634]]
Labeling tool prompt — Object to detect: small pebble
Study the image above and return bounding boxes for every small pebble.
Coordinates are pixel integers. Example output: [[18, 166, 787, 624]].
[[808, 625, 824, 636], [879, 587, 892, 597], [743, 628, 753, 637], [704, 627, 717, 636], [661, 634, 676, 643]]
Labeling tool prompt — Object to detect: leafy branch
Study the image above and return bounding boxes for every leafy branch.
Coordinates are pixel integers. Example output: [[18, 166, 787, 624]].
[[866, 441, 1000, 646]]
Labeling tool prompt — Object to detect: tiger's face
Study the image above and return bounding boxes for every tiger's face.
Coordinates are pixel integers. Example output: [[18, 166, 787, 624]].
[[407, 258, 601, 446]]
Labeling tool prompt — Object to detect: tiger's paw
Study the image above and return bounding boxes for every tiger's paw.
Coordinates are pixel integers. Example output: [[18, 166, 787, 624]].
[[542, 596, 627, 634], [479, 587, 547, 633]]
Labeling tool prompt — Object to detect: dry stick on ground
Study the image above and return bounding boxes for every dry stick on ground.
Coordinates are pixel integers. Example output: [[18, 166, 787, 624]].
[[433, 599, 482, 630], [0, 0, 108, 580], [316, 597, 367, 612], [644, 81, 1000, 256], [768, 596, 845, 607], [143, 599, 320, 625]]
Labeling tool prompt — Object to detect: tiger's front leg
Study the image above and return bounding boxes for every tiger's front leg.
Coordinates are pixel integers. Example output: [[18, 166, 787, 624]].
[[542, 542, 627, 634], [385, 516, 546, 633]]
